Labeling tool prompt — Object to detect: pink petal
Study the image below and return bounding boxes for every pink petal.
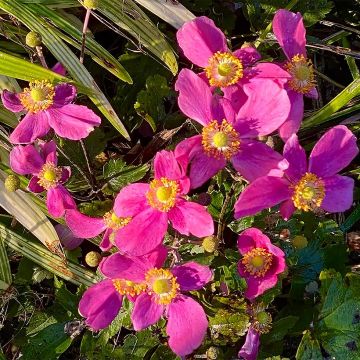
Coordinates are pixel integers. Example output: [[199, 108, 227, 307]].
[[246, 62, 291, 82], [237, 228, 259, 255], [46, 185, 76, 218], [306, 87, 318, 99], [55, 224, 83, 250], [142, 245, 168, 269], [167, 295, 208, 357], [168, 199, 214, 238], [1, 90, 24, 112], [10, 144, 44, 175], [115, 208, 168, 256], [131, 293, 164, 331], [235, 80, 290, 137], [230, 139, 284, 182], [47, 104, 101, 140], [234, 176, 291, 218], [283, 133, 307, 182], [233, 46, 261, 67], [52, 62, 66, 76], [60, 166, 71, 184], [238, 327, 260, 360], [222, 84, 248, 113], [65, 209, 106, 238], [280, 199, 296, 220], [39, 140, 58, 164], [114, 183, 150, 217], [272, 9, 306, 59], [53, 83, 76, 107], [176, 16, 227, 68], [175, 69, 213, 126], [79, 279, 122, 331], [171, 262, 212, 291], [28, 176, 44, 193], [211, 96, 236, 124], [99, 229, 113, 252], [154, 150, 185, 181], [309, 125, 359, 178], [321, 175, 354, 213], [278, 90, 304, 141], [9, 112, 50, 144], [242, 270, 279, 300]]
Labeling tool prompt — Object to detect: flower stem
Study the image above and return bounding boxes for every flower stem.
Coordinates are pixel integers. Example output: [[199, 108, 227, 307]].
[[80, 8, 91, 64], [35, 46, 48, 68]]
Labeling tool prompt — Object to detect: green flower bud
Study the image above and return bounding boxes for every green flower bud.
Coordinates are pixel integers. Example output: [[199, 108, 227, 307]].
[[25, 31, 42, 48], [85, 251, 102, 267], [83, 0, 98, 9], [202, 236, 219, 253], [4, 175, 20, 192], [292, 235, 308, 249]]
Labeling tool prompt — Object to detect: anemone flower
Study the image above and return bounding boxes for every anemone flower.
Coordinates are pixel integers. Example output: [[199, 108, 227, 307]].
[[234, 126, 359, 220], [113, 150, 214, 256], [10, 140, 75, 217], [237, 228, 286, 300], [272, 9, 318, 140], [2, 81, 101, 144], [174, 69, 290, 188]]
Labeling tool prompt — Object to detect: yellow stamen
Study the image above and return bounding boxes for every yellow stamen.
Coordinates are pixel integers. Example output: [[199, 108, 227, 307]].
[[145, 268, 179, 305], [202, 119, 240, 160], [292, 172, 325, 212], [285, 54, 316, 94], [112, 279, 146, 297], [146, 178, 179, 212], [250, 302, 272, 334], [43, 169, 56, 182], [205, 52, 243, 87], [242, 248, 273, 278], [103, 211, 131, 230], [37, 162, 62, 190], [19, 80, 55, 113]]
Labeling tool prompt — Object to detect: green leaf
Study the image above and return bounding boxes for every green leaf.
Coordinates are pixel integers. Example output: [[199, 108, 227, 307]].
[[122, 329, 159, 358], [340, 204, 360, 232], [296, 330, 322, 360], [0, 233, 11, 291], [262, 316, 299, 345]]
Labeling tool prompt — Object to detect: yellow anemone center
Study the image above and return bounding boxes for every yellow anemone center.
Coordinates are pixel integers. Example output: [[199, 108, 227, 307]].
[[146, 178, 179, 212], [30, 88, 46, 102], [152, 278, 171, 294], [156, 186, 173, 202], [37, 162, 62, 190], [251, 303, 272, 334], [292, 172, 325, 212], [19, 80, 55, 113], [103, 211, 132, 231], [213, 131, 228, 148], [257, 311, 270, 324], [242, 248, 273, 278], [218, 63, 233, 77], [43, 169, 56, 182], [251, 255, 264, 268], [113, 279, 146, 297]]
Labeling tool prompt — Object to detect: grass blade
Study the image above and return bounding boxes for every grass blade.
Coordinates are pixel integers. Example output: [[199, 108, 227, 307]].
[[0, 234, 11, 291]]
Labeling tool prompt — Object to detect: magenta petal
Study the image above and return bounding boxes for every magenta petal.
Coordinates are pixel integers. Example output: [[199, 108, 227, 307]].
[[176, 16, 227, 67], [99, 228, 113, 251], [175, 69, 213, 126], [235, 80, 290, 137], [52, 62, 66, 76], [247, 62, 291, 82], [233, 46, 261, 67], [142, 245, 168, 269], [234, 176, 292, 219], [39, 140, 58, 165], [132, 293, 164, 331], [238, 327, 260, 360], [1, 90, 24, 112], [273, 9, 306, 59], [10, 144, 44, 175], [65, 209, 106, 238], [283, 133, 307, 182], [171, 262, 212, 291], [167, 295, 208, 357], [47, 104, 101, 140], [154, 150, 185, 181], [280, 199, 296, 220], [231, 139, 284, 182], [10, 112, 50, 144], [46, 185, 76, 218], [28, 176, 44, 193], [55, 224, 83, 250], [309, 125, 359, 178], [237, 228, 260, 255], [211, 96, 236, 124], [243, 272, 279, 300], [60, 166, 71, 184], [222, 84, 248, 113], [53, 83, 76, 106], [169, 200, 214, 238], [321, 175, 354, 212], [115, 208, 168, 256], [306, 87, 318, 99], [79, 279, 122, 331], [114, 183, 150, 217]]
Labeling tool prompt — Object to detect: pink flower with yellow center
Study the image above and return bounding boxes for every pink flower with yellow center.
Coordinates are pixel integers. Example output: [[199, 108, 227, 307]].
[[64, 208, 132, 251], [174, 69, 290, 188], [272, 9, 318, 140], [234, 126, 359, 220], [79, 246, 212, 357], [2, 80, 101, 144], [112, 150, 214, 256], [9, 140, 75, 218], [237, 228, 286, 300]]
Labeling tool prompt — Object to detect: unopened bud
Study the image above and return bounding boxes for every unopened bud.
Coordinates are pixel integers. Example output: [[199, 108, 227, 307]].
[[202, 236, 219, 253], [85, 251, 102, 267], [83, 0, 98, 9], [206, 346, 220, 360], [25, 31, 42, 48], [4, 175, 20, 192], [292, 235, 308, 249]]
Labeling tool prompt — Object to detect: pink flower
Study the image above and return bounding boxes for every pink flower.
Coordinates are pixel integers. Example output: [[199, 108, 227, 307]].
[[238, 328, 260, 360], [113, 150, 214, 256], [234, 126, 359, 220], [273, 9, 318, 140], [10, 140, 76, 218], [174, 69, 290, 188], [2, 81, 101, 144], [237, 228, 286, 300], [65, 207, 132, 251], [55, 224, 83, 250]]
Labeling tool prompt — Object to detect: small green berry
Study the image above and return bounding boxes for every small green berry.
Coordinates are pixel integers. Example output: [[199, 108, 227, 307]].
[[25, 31, 42, 48], [85, 251, 102, 267], [83, 0, 98, 9], [4, 175, 20, 192], [292, 235, 308, 250], [202, 236, 219, 253]]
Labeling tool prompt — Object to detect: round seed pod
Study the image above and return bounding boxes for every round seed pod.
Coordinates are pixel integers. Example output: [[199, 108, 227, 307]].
[[25, 31, 42, 48], [202, 236, 219, 253], [85, 251, 102, 267], [292, 235, 308, 250], [4, 175, 20, 192]]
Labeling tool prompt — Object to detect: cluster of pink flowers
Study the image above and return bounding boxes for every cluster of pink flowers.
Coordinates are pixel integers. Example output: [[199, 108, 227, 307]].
[[4, 9, 358, 359]]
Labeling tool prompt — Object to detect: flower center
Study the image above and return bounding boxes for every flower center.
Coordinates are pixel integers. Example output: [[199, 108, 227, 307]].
[[250, 303, 272, 334], [103, 211, 132, 230], [202, 120, 240, 160], [19, 80, 55, 113], [285, 54, 316, 94], [37, 162, 62, 190], [242, 248, 273, 278], [146, 178, 179, 212], [292, 172, 325, 212], [205, 52, 243, 87], [145, 268, 179, 305], [112, 279, 146, 297]]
